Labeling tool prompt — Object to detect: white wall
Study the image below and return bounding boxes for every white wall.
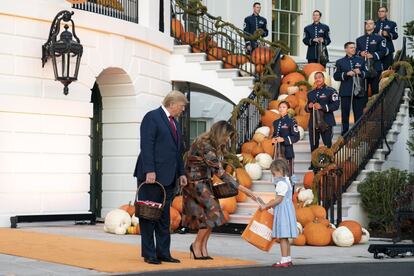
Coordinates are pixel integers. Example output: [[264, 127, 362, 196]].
[[0, 0, 174, 226]]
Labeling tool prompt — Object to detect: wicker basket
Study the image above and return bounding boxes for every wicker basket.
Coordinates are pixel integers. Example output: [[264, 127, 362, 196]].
[[134, 181, 166, 221], [212, 181, 238, 199]]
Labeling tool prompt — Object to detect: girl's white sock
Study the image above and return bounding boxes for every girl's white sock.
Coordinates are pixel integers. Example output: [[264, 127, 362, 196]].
[[280, 256, 290, 263]]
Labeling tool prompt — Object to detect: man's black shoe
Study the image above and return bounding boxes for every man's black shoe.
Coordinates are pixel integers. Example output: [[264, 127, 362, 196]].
[[144, 257, 161, 265], [158, 256, 180, 263]]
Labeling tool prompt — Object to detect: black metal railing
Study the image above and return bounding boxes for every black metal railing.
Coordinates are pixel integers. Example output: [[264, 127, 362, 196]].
[[72, 0, 139, 24], [171, 0, 283, 151], [317, 37, 411, 225]]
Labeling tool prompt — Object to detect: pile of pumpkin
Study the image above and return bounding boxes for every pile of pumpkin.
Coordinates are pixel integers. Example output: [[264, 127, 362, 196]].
[[103, 201, 183, 235], [171, 18, 274, 74], [291, 188, 370, 247], [259, 56, 341, 133]]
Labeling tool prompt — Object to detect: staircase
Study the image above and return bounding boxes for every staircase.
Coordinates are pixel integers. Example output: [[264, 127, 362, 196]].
[[171, 45, 255, 105]]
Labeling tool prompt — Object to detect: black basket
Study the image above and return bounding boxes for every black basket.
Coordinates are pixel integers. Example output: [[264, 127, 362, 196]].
[[212, 181, 238, 199], [134, 181, 166, 221]]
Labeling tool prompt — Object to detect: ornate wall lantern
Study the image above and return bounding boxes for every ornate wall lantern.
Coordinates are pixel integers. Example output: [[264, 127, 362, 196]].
[[42, 10, 83, 95]]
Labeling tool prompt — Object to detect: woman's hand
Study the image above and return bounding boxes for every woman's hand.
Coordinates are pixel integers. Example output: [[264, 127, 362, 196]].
[[275, 137, 284, 143]]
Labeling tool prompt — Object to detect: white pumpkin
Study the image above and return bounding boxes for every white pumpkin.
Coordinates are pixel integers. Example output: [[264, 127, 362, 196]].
[[252, 132, 266, 143], [277, 94, 289, 101], [298, 126, 305, 140], [245, 162, 262, 180], [104, 209, 132, 235], [332, 226, 354, 247], [131, 215, 139, 227], [360, 227, 370, 244], [240, 62, 255, 77], [298, 188, 314, 204], [287, 86, 299, 95], [255, 153, 273, 169], [308, 71, 331, 87], [255, 126, 270, 137]]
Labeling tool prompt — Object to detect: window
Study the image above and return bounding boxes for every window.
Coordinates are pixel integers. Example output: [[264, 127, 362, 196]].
[[190, 119, 207, 144], [272, 0, 301, 56], [365, 0, 389, 20]]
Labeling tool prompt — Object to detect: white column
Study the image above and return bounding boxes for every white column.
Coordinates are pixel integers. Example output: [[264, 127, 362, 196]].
[[139, 0, 160, 31]]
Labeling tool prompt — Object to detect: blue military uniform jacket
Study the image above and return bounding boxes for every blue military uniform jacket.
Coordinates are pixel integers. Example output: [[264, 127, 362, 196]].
[[272, 115, 300, 159], [302, 23, 331, 61], [243, 14, 268, 48], [305, 85, 340, 127], [375, 18, 398, 54], [333, 55, 367, 97], [356, 33, 387, 72]]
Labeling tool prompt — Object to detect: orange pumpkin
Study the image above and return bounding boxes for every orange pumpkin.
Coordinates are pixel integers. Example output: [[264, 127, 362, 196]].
[[268, 100, 280, 110], [219, 196, 237, 214], [261, 138, 275, 156], [280, 55, 297, 75], [261, 110, 280, 127], [279, 83, 290, 95], [303, 221, 331, 246], [285, 95, 299, 109], [170, 207, 182, 231], [251, 47, 274, 65], [236, 191, 247, 202], [303, 171, 315, 189], [303, 63, 325, 78], [251, 144, 264, 156], [255, 64, 266, 74], [282, 72, 306, 86], [236, 54, 249, 64], [171, 18, 184, 39], [295, 115, 309, 130], [127, 225, 140, 235], [181, 31, 196, 45], [339, 220, 362, 244], [327, 226, 335, 245], [236, 167, 252, 188], [296, 207, 315, 227], [310, 205, 327, 219], [193, 32, 217, 52], [223, 54, 238, 68], [172, 195, 183, 214], [222, 210, 230, 222], [207, 47, 228, 61], [119, 202, 135, 217], [292, 233, 306, 246], [241, 141, 257, 154]]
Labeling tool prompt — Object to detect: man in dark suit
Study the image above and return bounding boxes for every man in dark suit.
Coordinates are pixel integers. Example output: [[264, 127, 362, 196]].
[[375, 6, 398, 69], [303, 10, 331, 65], [243, 2, 268, 54], [334, 42, 367, 135], [134, 90, 188, 265]]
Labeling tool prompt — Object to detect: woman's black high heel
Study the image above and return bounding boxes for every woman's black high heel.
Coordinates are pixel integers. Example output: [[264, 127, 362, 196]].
[[190, 244, 205, 260], [203, 255, 213, 260]]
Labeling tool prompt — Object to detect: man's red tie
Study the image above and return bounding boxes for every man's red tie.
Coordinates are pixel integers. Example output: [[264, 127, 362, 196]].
[[168, 116, 178, 142]]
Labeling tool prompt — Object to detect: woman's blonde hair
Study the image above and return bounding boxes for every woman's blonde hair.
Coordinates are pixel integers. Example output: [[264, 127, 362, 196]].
[[270, 158, 290, 176], [193, 120, 236, 155], [162, 90, 189, 107]]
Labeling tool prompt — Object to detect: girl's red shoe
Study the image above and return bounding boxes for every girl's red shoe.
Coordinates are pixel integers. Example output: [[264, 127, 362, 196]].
[[271, 261, 292, 268]]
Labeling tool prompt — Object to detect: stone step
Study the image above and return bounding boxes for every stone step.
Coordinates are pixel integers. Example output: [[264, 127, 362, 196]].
[[184, 52, 206, 63], [216, 68, 239, 78], [173, 45, 191, 55], [341, 192, 362, 206], [365, 159, 384, 171], [200, 60, 222, 70], [233, 76, 255, 87]]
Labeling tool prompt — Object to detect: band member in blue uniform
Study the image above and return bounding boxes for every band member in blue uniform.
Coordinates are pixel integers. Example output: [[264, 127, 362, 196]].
[[334, 42, 368, 135], [356, 19, 387, 96], [271, 101, 300, 176], [243, 2, 268, 54], [375, 6, 398, 69], [302, 10, 331, 65], [305, 72, 340, 169]]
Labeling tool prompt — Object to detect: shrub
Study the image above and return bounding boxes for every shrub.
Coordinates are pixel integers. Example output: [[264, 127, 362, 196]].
[[357, 168, 413, 233]]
